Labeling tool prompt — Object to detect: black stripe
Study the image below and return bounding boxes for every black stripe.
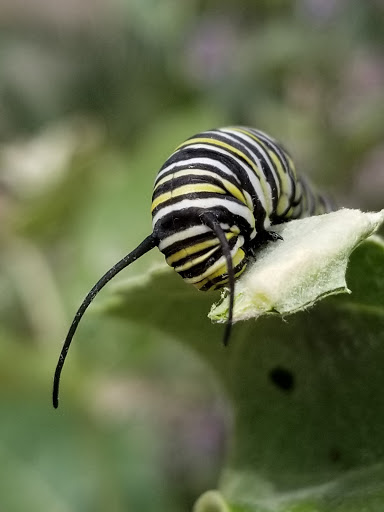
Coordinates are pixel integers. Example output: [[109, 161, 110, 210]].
[[154, 205, 254, 243], [199, 259, 247, 291], [161, 231, 218, 258], [169, 243, 221, 269], [169, 229, 240, 269], [152, 173, 226, 201], [157, 147, 249, 195], [152, 191, 238, 217], [177, 235, 239, 280], [218, 130, 280, 210], [154, 146, 267, 231], [248, 129, 291, 171], [246, 128, 297, 208], [153, 164, 243, 198], [202, 131, 278, 204]]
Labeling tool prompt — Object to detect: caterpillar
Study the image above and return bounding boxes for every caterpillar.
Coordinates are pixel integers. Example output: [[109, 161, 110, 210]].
[[53, 126, 333, 408]]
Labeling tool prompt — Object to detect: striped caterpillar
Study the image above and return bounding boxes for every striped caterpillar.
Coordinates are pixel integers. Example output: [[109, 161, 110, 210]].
[[53, 126, 332, 408]]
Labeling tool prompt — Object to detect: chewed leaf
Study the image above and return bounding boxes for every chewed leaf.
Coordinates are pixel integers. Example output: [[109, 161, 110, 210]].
[[100, 209, 384, 510], [210, 209, 384, 323]]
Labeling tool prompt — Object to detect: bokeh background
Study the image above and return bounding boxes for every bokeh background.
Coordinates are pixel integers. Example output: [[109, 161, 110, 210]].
[[0, 1, 383, 511]]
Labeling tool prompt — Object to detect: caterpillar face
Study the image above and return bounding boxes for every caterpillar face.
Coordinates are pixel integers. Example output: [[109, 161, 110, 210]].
[[151, 126, 333, 293], [150, 148, 255, 291]]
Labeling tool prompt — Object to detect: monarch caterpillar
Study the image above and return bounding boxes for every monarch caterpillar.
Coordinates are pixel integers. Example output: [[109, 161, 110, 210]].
[[53, 126, 333, 408]]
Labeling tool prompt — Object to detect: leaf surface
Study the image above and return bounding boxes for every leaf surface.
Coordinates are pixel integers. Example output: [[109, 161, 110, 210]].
[[100, 209, 384, 511]]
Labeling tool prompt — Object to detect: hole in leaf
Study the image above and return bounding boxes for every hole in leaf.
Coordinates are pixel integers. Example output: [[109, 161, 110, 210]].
[[329, 446, 342, 463], [269, 366, 295, 392]]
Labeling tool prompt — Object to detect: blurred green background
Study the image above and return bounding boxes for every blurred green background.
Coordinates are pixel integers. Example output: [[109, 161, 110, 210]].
[[0, 1, 383, 511]]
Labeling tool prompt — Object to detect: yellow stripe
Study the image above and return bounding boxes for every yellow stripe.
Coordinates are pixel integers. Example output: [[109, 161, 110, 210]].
[[231, 134, 295, 217], [166, 232, 236, 266], [229, 127, 266, 147], [230, 127, 284, 199], [231, 128, 300, 218], [174, 246, 219, 272], [205, 266, 247, 291], [177, 138, 262, 179], [275, 193, 291, 217], [287, 155, 297, 180], [269, 151, 286, 182], [192, 248, 246, 290], [154, 169, 218, 190], [284, 205, 294, 219], [177, 137, 271, 213], [154, 169, 248, 207], [151, 183, 224, 212], [224, 181, 249, 207]]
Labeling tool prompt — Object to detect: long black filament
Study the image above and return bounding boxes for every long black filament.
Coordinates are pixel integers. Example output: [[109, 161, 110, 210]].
[[202, 214, 235, 347], [52, 234, 157, 409]]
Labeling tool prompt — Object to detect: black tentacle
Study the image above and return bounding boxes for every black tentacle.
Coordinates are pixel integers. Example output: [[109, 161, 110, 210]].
[[201, 213, 235, 347], [53, 234, 157, 408]]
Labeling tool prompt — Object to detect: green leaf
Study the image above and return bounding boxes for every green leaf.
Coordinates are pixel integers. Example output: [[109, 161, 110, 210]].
[[99, 209, 384, 511], [210, 209, 384, 322]]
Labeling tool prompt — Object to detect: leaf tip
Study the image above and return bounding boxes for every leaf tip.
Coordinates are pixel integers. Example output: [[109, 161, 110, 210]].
[[193, 490, 231, 512]]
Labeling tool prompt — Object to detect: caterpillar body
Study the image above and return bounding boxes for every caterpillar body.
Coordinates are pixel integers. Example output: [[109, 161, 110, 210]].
[[53, 126, 333, 408]]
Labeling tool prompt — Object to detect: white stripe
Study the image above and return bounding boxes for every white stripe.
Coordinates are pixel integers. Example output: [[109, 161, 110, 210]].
[[163, 143, 267, 213], [159, 225, 210, 251], [155, 156, 239, 184], [220, 128, 281, 197], [174, 245, 220, 272], [244, 127, 296, 206], [154, 168, 234, 191], [210, 130, 274, 214], [246, 128, 289, 171], [152, 197, 255, 231], [182, 236, 245, 284], [244, 190, 253, 210], [159, 223, 232, 251]]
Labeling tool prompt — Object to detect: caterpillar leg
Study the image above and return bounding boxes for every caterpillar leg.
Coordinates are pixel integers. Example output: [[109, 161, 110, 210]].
[[265, 230, 283, 242], [248, 230, 283, 256]]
